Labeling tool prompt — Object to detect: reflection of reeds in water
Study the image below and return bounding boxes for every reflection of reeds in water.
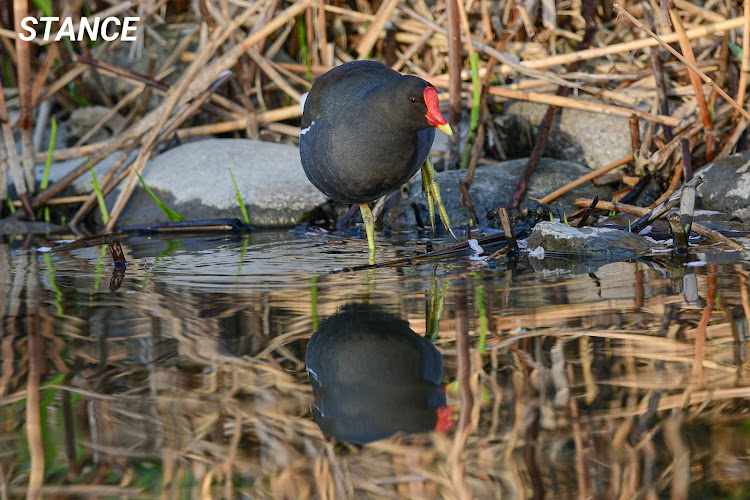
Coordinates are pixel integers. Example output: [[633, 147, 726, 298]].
[[1, 251, 749, 498]]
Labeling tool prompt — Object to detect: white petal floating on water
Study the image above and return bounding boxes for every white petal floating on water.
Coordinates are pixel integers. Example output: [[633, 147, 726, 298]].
[[467, 239, 486, 261], [528, 246, 545, 259]]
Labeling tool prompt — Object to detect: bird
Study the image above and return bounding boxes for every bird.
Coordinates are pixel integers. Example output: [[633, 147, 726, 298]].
[[305, 303, 454, 444], [299, 60, 457, 260]]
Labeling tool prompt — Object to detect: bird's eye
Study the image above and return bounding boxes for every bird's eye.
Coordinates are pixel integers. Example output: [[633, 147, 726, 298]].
[[409, 96, 418, 103]]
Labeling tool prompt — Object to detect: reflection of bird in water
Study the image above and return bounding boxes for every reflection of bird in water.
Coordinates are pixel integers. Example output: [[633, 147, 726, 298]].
[[305, 303, 455, 444]]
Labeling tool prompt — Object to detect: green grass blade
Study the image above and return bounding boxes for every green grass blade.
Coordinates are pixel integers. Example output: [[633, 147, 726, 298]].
[[460, 53, 482, 169], [88, 158, 109, 225], [40, 116, 56, 190], [229, 169, 250, 224], [31, 0, 52, 17], [40, 116, 57, 223], [297, 15, 312, 82], [135, 171, 185, 222]]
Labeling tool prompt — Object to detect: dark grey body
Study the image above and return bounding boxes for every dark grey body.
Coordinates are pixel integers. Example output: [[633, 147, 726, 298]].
[[299, 61, 436, 204], [305, 303, 445, 444]]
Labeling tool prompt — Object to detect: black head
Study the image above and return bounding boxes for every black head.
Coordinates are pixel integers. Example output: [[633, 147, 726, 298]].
[[386, 75, 452, 135]]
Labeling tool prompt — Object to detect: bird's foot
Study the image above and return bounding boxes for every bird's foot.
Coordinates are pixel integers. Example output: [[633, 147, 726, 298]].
[[359, 203, 376, 264], [421, 157, 459, 241]]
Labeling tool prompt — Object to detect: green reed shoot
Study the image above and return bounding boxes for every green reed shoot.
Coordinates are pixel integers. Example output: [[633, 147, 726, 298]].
[[136, 171, 185, 222], [460, 53, 482, 169], [229, 169, 250, 224], [472, 272, 488, 353], [88, 158, 109, 225], [40, 116, 57, 223], [297, 15, 312, 82]]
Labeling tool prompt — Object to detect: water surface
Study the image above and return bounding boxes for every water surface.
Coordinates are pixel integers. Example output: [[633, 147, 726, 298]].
[[1, 230, 749, 498]]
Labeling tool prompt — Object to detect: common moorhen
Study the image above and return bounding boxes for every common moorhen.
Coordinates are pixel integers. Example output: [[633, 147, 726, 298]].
[[299, 60, 457, 259], [305, 303, 455, 444]]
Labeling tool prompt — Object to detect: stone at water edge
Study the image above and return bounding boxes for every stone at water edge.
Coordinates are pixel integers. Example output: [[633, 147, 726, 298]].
[[381, 158, 614, 231], [526, 221, 651, 261], [696, 150, 750, 223], [117, 139, 328, 228], [504, 101, 632, 171]]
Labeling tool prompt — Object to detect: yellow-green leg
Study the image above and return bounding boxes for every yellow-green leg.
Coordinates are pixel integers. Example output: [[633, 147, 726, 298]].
[[359, 203, 376, 263], [421, 156, 458, 241]]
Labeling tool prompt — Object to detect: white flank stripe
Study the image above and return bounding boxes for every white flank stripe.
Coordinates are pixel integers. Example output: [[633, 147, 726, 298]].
[[300, 120, 315, 136], [300, 92, 308, 113]]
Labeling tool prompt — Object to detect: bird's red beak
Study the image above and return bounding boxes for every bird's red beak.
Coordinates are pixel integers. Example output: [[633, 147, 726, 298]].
[[423, 86, 453, 136], [434, 404, 458, 433]]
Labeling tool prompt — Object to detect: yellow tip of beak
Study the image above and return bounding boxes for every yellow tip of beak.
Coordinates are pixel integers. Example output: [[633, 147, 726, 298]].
[[437, 123, 453, 136]]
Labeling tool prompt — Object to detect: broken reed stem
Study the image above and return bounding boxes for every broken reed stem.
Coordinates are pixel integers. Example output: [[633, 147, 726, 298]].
[[446, 0, 463, 146], [487, 86, 680, 126], [539, 154, 633, 204], [738, 0, 750, 111], [14, 0, 35, 192], [668, 5, 714, 162], [615, 5, 750, 122]]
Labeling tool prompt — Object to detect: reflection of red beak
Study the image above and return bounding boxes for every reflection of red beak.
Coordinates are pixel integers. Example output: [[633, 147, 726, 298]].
[[434, 404, 458, 432], [423, 86, 453, 136]]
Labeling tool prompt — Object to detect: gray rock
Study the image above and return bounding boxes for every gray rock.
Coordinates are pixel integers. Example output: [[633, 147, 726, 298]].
[[0, 218, 63, 235], [526, 221, 650, 261], [381, 158, 614, 231], [696, 150, 750, 222], [490, 112, 587, 166], [119, 139, 327, 228], [9, 149, 139, 198], [505, 101, 632, 170], [66, 106, 126, 146]]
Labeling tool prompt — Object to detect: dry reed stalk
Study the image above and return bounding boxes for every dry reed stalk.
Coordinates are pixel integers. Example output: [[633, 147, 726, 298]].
[[668, 5, 715, 161], [616, 5, 750, 122], [538, 153, 634, 204], [522, 16, 744, 70], [0, 27, 45, 45], [445, 0, 462, 169], [12, 195, 89, 207], [447, 288, 472, 500], [737, 0, 750, 111], [487, 86, 680, 126], [673, 0, 726, 23], [26, 319, 44, 500], [649, 161, 684, 208], [572, 198, 745, 250], [14, 0, 35, 192], [30, 42, 58, 107], [247, 48, 302, 101], [175, 105, 301, 138], [692, 267, 716, 386], [356, 0, 399, 59], [401, 7, 574, 88], [37, 65, 88, 103], [0, 83, 34, 217]]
